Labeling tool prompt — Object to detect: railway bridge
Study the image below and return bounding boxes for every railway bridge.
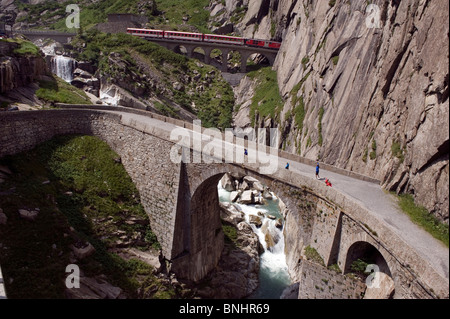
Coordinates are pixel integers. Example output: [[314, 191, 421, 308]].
[[142, 37, 279, 72], [0, 106, 448, 299]]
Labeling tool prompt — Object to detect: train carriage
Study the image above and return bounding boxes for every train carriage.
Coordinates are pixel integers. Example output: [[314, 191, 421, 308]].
[[164, 31, 203, 42], [126, 28, 164, 39], [126, 28, 281, 50], [203, 34, 245, 46]]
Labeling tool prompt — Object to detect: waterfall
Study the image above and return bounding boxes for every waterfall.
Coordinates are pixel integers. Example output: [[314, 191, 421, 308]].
[[218, 184, 292, 299], [51, 55, 75, 82]]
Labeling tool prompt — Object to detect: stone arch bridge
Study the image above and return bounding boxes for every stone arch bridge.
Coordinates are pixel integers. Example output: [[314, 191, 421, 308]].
[[0, 107, 448, 299], [13, 29, 76, 44], [142, 37, 278, 73]]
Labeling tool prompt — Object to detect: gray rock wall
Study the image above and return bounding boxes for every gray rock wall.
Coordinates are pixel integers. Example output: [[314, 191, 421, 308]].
[[221, 0, 449, 222]]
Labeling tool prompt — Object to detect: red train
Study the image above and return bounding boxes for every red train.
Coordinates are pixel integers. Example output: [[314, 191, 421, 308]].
[[126, 28, 281, 50]]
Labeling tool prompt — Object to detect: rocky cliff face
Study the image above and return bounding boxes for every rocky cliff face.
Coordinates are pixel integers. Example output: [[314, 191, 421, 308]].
[[217, 0, 449, 221], [0, 42, 50, 94]]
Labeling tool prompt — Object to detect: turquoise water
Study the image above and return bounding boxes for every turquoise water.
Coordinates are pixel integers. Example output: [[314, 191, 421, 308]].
[[218, 184, 292, 299]]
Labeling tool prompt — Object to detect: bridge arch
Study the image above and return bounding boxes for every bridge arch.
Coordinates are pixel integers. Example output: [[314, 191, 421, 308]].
[[170, 162, 295, 282], [344, 241, 392, 277]]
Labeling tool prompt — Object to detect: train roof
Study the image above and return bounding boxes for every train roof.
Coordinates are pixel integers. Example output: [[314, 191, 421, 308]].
[[127, 28, 164, 32]]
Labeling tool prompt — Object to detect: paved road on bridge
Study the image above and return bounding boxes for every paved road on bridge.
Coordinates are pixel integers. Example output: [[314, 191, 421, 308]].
[[105, 109, 449, 281]]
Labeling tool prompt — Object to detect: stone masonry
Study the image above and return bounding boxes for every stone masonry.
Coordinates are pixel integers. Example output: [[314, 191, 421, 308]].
[[0, 108, 448, 297]]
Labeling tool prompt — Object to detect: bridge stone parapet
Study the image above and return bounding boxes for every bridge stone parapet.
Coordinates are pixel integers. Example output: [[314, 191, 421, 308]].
[[14, 30, 76, 44]]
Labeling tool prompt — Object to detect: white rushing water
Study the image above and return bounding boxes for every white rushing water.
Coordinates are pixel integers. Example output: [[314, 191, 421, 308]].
[[218, 184, 292, 299], [51, 55, 76, 83]]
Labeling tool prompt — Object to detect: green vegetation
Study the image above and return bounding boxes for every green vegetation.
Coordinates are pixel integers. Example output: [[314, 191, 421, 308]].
[[350, 259, 372, 278], [36, 77, 91, 105], [73, 30, 234, 129], [328, 263, 342, 273], [318, 106, 325, 147], [0, 102, 10, 109], [396, 194, 449, 247], [329, 0, 337, 7], [222, 220, 239, 248], [230, 6, 248, 24], [301, 56, 310, 69], [247, 67, 284, 126], [0, 135, 169, 298], [153, 102, 180, 119], [154, 0, 211, 33], [291, 72, 311, 134], [2, 37, 41, 56], [362, 146, 369, 163], [16, 0, 209, 32], [391, 140, 405, 163], [331, 55, 339, 66], [369, 139, 377, 160], [304, 245, 325, 266]]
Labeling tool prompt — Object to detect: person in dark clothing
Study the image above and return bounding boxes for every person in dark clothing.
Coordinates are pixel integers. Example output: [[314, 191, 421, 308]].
[[316, 162, 320, 179], [244, 149, 248, 156], [285, 162, 290, 169]]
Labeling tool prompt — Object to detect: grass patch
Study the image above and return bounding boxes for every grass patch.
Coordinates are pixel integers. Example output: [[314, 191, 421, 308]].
[[36, 77, 91, 105], [304, 245, 325, 266], [222, 220, 239, 248], [155, 0, 211, 33], [369, 139, 377, 160], [318, 106, 324, 147], [0, 135, 166, 298], [328, 263, 342, 273], [154, 101, 180, 119], [247, 67, 284, 126], [2, 38, 41, 56], [396, 194, 449, 247], [391, 140, 405, 163], [290, 72, 311, 134], [331, 55, 339, 66]]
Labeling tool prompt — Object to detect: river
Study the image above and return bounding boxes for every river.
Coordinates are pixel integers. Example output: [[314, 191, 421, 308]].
[[218, 184, 292, 299]]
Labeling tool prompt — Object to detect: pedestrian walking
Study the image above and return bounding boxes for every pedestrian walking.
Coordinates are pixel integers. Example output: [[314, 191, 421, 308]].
[[285, 162, 290, 170], [316, 162, 320, 179]]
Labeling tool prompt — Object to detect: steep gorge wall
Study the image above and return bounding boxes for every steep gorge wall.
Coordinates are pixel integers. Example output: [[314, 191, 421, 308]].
[[216, 0, 449, 221]]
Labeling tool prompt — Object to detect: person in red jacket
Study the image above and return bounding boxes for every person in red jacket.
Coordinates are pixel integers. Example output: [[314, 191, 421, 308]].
[[325, 178, 332, 187]]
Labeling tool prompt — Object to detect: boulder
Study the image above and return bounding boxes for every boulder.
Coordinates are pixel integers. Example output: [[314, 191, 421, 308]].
[[230, 191, 240, 202], [72, 242, 96, 260], [239, 180, 250, 191], [18, 209, 39, 221], [220, 173, 235, 192], [66, 275, 123, 299], [275, 218, 283, 229], [262, 188, 273, 199], [248, 215, 262, 228], [238, 190, 253, 204], [261, 221, 280, 250]]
